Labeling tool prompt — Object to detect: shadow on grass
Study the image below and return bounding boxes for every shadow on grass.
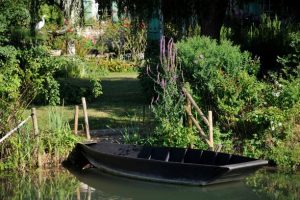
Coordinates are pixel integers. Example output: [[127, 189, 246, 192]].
[[96, 78, 147, 106], [33, 73, 153, 132], [69, 115, 152, 131]]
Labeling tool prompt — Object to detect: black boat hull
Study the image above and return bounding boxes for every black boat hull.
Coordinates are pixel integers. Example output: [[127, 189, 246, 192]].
[[66, 142, 268, 186]]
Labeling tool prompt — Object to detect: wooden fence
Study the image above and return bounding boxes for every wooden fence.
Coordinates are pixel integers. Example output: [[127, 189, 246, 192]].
[[182, 87, 214, 151], [0, 108, 39, 144], [0, 108, 41, 166]]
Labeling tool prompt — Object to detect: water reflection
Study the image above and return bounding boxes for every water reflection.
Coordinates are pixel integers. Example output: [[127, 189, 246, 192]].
[[0, 169, 78, 200], [0, 168, 299, 200], [246, 168, 300, 200], [71, 168, 260, 200]]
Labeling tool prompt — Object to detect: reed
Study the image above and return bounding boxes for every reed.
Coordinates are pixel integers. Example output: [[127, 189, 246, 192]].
[[0, 107, 81, 170]]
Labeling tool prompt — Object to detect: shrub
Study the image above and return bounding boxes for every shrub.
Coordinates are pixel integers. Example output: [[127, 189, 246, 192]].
[[21, 46, 61, 105], [143, 38, 204, 148], [176, 35, 300, 170], [58, 78, 101, 104], [96, 58, 138, 72], [239, 14, 299, 73], [54, 56, 87, 78], [177, 36, 262, 135], [277, 32, 300, 74]]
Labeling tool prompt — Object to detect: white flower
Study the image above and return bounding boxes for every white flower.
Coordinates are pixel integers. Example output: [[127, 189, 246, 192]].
[[272, 92, 280, 97]]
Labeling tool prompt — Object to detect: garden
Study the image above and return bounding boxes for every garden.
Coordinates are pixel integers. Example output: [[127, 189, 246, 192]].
[[0, 0, 299, 175]]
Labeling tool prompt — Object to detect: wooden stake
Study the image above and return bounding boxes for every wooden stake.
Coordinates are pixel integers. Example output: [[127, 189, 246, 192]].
[[82, 98, 91, 140], [76, 187, 81, 200], [208, 111, 214, 151], [186, 98, 192, 128], [31, 108, 39, 136], [31, 108, 42, 167], [183, 87, 209, 126], [74, 105, 79, 135]]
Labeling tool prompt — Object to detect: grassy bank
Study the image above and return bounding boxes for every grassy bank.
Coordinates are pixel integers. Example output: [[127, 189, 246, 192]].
[[26, 72, 151, 131]]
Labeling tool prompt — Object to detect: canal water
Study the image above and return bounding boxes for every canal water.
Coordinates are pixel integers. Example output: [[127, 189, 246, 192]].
[[0, 168, 299, 200]]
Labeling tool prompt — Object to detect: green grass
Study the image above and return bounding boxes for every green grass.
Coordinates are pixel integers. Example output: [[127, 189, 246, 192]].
[[26, 72, 152, 131]]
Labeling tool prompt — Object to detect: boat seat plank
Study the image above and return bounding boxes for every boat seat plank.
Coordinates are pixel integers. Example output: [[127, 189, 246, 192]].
[[150, 147, 170, 161], [137, 146, 152, 159], [168, 148, 186, 163], [198, 150, 218, 165], [183, 149, 203, 164], [214, 153, 231, 165]]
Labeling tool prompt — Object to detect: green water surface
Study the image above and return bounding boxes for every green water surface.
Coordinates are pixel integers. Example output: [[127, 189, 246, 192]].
[[0, 168, 299, 200]]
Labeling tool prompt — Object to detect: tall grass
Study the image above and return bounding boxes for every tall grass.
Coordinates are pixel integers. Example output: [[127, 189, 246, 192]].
[[0, 107, 81, 170], [41, 107, 80, 167]]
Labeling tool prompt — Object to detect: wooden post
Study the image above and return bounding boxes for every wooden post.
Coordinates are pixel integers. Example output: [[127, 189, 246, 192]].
[[208, 111, 214, 151], [31, 108, 39, 136], [186, 98, 192, 128], [82, 97, 91, 140], [74, 105, 79, 135], [76, 187, 81, 200], [31, 108, 42, 167], [87, 186, 92, 200]]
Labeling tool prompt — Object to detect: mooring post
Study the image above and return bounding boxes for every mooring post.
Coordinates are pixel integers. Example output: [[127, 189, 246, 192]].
[[74, 105, 79, 135], [208, 111, 214, 151], [76, 187, 81, 200], [82, 97, 91, 140], [31, 108, 42, 167]]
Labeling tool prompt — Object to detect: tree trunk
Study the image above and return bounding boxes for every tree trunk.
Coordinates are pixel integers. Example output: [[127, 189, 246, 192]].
[[197, 0, 229, 40], [61, 0, 83, 25]]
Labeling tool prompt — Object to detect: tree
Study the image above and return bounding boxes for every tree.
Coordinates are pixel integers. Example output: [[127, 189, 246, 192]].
[[98, 0, 229, 40]]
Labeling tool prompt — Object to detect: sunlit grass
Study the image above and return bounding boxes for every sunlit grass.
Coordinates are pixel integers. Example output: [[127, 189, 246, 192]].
[[26, 72, 152, 131]]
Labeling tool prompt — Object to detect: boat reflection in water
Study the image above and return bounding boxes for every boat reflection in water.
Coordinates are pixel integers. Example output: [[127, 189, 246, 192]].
[[68, 167, 262, 200]]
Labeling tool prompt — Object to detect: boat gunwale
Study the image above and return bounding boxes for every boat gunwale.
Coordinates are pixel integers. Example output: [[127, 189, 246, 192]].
[[79, 142, 268, 169]]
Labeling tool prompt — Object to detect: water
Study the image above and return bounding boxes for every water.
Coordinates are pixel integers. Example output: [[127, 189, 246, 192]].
[[0, 168, 299, 200]]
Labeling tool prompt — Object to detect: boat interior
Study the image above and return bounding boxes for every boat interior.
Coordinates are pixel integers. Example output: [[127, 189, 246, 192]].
[[87, 143, 256, 166]]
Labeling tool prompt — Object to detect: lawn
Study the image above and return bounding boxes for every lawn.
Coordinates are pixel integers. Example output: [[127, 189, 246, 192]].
[[26, 72, 152, 132]]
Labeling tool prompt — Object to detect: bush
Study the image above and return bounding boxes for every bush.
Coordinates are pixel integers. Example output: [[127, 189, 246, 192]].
[[58, 78, 102, 104], [177, 36, 300, 170], [21, 46, 62, 105], [277, 32, 300, 74], [177, 36, 263, 135], [141, 38, 203, 148], [95, 58, 138, 72], [238, 14, 299, 73], [54, 56, 87, 78]]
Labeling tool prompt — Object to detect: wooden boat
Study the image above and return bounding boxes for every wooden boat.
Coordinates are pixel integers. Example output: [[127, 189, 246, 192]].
[[65, 142, 268, 186]]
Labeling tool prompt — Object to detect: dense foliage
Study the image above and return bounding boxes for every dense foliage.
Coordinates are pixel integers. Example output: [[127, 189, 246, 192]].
[[230, 14, 300, 75], [0, 108, 80, 170], [140, 35, 300, 171], [0, 1, 87, 170], [144, 38, 201, 148], [177, 36, 300, 170]]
